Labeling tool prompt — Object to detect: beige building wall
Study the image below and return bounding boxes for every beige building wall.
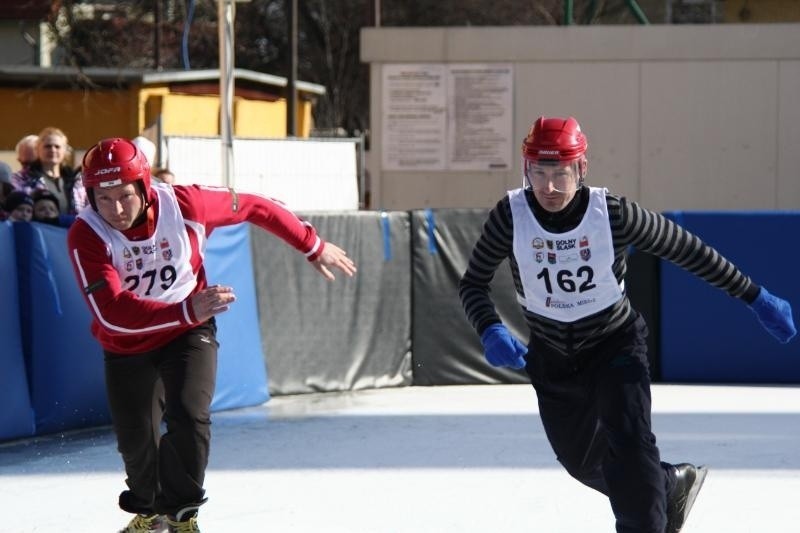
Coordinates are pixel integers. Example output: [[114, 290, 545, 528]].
[[362, 24, 800, 211]]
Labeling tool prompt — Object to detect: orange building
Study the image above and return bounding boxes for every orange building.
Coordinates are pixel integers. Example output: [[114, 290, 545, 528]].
[[0, 66, 325, 152]]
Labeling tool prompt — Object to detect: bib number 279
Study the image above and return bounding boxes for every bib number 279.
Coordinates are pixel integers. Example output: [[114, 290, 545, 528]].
[[124, 265, 178, 296]]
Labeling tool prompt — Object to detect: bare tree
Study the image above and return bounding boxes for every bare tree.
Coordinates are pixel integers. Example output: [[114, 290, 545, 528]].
[[298, 0, 370, 134], [42, 0, 658, 134], [45, 0, 220, 71]]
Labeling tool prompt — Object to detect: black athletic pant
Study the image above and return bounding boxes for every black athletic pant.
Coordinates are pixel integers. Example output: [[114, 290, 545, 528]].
[[525, 315, 677, 533], [104, 319, 218, 517]]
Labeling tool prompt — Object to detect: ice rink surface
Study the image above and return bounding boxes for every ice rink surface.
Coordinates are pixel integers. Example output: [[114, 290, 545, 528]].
[[1, 383, 800, 532]]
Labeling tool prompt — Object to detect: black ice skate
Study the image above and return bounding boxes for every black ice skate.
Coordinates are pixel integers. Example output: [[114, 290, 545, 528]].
[[665, 463, 708, 533]]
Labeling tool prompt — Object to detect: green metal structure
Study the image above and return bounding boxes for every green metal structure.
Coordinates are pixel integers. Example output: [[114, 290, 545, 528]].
[[564, 0, 650, 24]]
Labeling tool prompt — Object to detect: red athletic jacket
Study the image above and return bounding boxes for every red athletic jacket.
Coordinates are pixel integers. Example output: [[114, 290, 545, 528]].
[[67, 184, 324, 354]]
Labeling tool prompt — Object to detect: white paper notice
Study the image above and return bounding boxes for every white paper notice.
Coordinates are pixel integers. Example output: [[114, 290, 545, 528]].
[[381, 64, 447, 170], [447, 64, 513, 171], [381, 63, 513, 172]]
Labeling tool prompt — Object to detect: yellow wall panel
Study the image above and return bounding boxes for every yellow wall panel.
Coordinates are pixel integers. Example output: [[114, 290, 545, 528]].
[[1, 86, 315, 150], [138, 86, 171, 132], [160, 94, 220, 136], [234, 99, 287, 137], [297, 100, 313, 137]]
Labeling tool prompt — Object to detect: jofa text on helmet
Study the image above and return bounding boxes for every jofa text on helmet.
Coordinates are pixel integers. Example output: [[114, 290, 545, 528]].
[[93, 166, 122, 176]]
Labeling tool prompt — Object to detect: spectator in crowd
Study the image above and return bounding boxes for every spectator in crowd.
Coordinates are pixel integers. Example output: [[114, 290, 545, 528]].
[[0, 161, 12, 219], [134, 136, 177, 187], [12, 127, 87, 215], [132, 136, 157, 166], [32, 189, 75, 228], [15, 134, 38, 170], [153, 168, 176, 185], [0, 182, 14, 221], [3, 190, 33, 222], [0, 161, 12, 185]]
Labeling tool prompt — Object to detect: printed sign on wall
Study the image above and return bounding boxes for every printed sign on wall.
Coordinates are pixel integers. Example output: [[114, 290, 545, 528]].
[[381, 64, 447, 171], [381, 63, 513, 171]]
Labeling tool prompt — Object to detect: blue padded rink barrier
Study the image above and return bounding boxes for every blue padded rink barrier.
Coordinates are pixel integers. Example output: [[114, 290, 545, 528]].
[[1, 383, 799, 532], [0, 223, 35, 441], [3, 222, 267, 437], [660, 212, 800, 383]]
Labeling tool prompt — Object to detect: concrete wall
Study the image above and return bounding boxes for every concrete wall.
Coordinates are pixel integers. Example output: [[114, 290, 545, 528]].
[[0, 21, 41, 66], [362, 24, 800, 211]]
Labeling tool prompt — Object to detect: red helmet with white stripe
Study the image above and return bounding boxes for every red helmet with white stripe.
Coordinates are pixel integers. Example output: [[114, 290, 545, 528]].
[[82, 138, 151, 195]]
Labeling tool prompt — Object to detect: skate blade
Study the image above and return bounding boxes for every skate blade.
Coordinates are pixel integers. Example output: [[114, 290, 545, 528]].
[[679, 465, 708, 532]]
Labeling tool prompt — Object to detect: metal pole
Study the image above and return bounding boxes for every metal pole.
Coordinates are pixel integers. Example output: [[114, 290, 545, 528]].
[[358, 134, 366, 209], [154, 0, 162, 69], [626, 0, 650, 23], [219, 0, 235, 188], [156, 115, 164, 168], [287, 0, 297, 136]]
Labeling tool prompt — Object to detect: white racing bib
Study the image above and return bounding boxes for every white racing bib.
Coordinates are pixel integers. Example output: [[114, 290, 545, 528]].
[[79, 184, 197, 303], [509, 186, 623, 322]]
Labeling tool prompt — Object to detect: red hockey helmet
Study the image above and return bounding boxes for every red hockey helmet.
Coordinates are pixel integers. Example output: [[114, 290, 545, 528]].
[[82, 138, 151, 195], [521, 116, 587, 163]]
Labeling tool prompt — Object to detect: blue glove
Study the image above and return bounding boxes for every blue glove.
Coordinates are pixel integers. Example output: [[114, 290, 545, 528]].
[[480, 324, 528, 369], [749, 287, 797, 344]]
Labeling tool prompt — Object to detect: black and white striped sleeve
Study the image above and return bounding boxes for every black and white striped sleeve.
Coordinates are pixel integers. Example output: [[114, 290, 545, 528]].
[[609, 195, 759, 302], [458, 197, 515, 336]]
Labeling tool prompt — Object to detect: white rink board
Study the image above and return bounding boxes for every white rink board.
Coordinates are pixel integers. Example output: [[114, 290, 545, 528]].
[[166, 136, 359, 211]]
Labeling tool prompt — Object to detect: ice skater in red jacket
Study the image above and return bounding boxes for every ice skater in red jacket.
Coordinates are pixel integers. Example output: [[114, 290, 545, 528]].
[[67, 137, 356, 533]]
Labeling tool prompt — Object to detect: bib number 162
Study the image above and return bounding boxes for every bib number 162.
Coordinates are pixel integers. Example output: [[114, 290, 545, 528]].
[[536, 266, 596, 294]]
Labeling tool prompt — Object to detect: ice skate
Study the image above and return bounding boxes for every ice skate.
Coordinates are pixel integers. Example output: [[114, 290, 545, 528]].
[[119, 513, 168, 533], [665, 463, 708, 533], [166, 502, 204, 532]]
